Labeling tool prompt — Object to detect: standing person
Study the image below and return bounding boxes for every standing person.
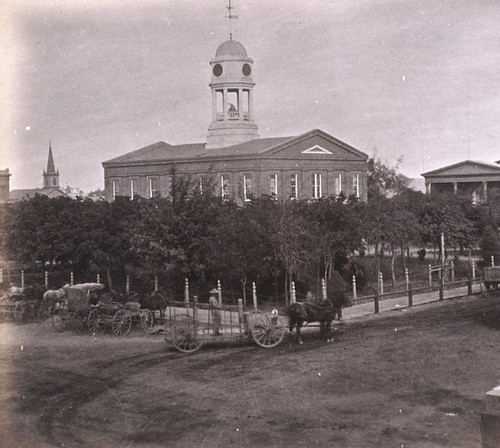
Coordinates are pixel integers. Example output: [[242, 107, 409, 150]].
[[209, 288, 222, 335]]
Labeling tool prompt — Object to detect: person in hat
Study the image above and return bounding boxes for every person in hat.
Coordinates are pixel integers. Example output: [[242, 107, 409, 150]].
[[208, 288, 222, 335]]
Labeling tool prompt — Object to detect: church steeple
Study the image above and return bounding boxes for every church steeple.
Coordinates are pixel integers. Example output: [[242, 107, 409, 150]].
[[206, 2, 259, 149], [43, 142, 60, 188]]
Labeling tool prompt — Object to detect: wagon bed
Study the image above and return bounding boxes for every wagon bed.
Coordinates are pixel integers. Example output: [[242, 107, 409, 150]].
[[482, 266, 500, 296], [164, 300, 288, 353]]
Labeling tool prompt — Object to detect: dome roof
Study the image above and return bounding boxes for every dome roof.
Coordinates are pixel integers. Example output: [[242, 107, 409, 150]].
[[215, 39, 248, 59]]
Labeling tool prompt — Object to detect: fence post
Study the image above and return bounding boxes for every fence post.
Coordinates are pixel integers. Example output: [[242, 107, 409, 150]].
[[378, 272, 384, 295], [450, 261, 455, 283], [291, 281, 296, 304], [193, 296, 198, 322], [375, 288, 380, 314], [70, 272, 74, 286], [252, 282, 258, 310], [21, 270, 25, 289], [184, 278, 189, 308], [217, 280, 222, 305], [352, 275, 357, 301], [428, 264, 432, 287], [472, 259, 476, 280], [45, 271, 49, 288], [238, 298, 244, 330], [408, 283, 413, 307], [405, 268, 409, 291], [468, 276, 473, 296], [439, 277, 444, 301], [322, 278, 327, 300]]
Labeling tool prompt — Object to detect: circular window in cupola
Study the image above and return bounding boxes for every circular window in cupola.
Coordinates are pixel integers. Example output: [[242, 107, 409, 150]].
[[213, 63, 223, 77], [242, 63, 251, 76]]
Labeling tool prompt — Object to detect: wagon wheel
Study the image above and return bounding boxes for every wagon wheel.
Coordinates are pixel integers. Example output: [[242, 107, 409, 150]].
[[14, 300, 32, 324], [251, 314, 287, 348], [481, 276, 492, 297], [87, 308, 105, 335], [71, 307, 90, 334], [112, 310, 132, 337], [171, 315, 205, 353], [51, 302, 71, 332], [140, 309, 154, 333]]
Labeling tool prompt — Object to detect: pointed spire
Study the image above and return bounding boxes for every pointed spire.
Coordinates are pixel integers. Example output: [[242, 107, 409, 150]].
[[46, 141, 56, 173]]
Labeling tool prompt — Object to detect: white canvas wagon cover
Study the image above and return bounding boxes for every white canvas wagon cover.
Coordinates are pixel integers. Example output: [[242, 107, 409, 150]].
[[63, 283, 104, 309]]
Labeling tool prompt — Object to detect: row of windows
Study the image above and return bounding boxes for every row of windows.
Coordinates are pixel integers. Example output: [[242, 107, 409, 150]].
[[243, 173, 360, 200], [112, 177, 159, 200], [111, 173, 360, 200]]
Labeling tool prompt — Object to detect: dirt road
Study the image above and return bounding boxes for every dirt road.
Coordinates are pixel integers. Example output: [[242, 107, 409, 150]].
[[1, 295, 499, 448]]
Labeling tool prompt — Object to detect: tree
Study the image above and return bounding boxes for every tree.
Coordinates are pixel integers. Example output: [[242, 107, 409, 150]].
[[367, 155, 409, 200], [307, 197, 363, 283]]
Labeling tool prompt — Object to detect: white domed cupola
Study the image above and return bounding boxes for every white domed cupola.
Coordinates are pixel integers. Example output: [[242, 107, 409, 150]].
[[206, 38, 259, 149]]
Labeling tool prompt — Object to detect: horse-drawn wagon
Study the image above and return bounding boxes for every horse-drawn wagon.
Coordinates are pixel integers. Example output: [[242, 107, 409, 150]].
[[50, 283, 105, 333], [87, 298, 153, 337], [481, 266, 500, 297], [50, 283, 155, 336], [164, 285, 350, 353], [164, 299, 288, 353], [0, 285, 46, 324]]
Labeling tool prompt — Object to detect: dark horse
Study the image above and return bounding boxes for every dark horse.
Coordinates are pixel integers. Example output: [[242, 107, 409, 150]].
[[140, 292, 169, 324], [287, 291, 351, 344]]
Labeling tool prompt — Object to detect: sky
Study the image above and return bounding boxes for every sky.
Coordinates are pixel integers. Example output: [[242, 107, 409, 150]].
[[1, 0, 499, 192]]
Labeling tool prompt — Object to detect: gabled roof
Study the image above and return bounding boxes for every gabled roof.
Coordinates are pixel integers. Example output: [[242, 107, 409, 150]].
[[422, 160, 500, 177], [9, 187, 69, 201], [103, 129, 368, 167]]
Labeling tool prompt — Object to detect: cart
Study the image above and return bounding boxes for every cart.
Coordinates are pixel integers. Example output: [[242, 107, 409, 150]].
[[164, 300, 288, 353], [51, 283, 105, 333], [87, 299, 154, 337], [0, 286, 46, 324], [481, 266, 500, 297]]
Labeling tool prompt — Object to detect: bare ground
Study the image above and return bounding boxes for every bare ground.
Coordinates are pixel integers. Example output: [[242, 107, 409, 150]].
[[0, 294, 499, 448]]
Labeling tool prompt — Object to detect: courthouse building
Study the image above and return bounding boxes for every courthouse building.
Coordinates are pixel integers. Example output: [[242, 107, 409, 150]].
[[102, 38, 368, 203]]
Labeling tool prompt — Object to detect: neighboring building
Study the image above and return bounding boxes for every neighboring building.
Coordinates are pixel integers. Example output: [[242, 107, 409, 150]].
[[10, 143, 69, 201], [421, 160, 500, 203], [103, 36, 368, 203], [0, 169, 11, 202]]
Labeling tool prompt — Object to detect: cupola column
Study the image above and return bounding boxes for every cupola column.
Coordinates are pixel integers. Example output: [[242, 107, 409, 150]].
[[212, 89, 217, 122], [238, 88, 243, 115], [248, 89, 254, 118], [223, 88, 228, 120]]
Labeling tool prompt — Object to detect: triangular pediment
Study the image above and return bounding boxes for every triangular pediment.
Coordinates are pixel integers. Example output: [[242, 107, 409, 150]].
[[422, 160, 500, 178], [302, 145, 333, 155], [260, 129, 368, 161]]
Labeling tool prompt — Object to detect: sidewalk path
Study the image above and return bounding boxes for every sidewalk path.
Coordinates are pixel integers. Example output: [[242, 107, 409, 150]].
[[342, 282, 482, 320]]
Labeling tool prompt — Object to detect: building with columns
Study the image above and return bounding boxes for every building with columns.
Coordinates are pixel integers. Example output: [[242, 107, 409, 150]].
[[422, 160, 500, 203], [102, 36, 368, 203]]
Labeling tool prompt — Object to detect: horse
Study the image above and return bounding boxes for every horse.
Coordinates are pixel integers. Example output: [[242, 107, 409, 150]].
[[42, 285, 68, 314], [287, 291, 351, 344], [140, 292, 169, 324]]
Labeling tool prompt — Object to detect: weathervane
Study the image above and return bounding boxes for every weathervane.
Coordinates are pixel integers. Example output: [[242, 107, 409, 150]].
[[226, 0, 238, 40]]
